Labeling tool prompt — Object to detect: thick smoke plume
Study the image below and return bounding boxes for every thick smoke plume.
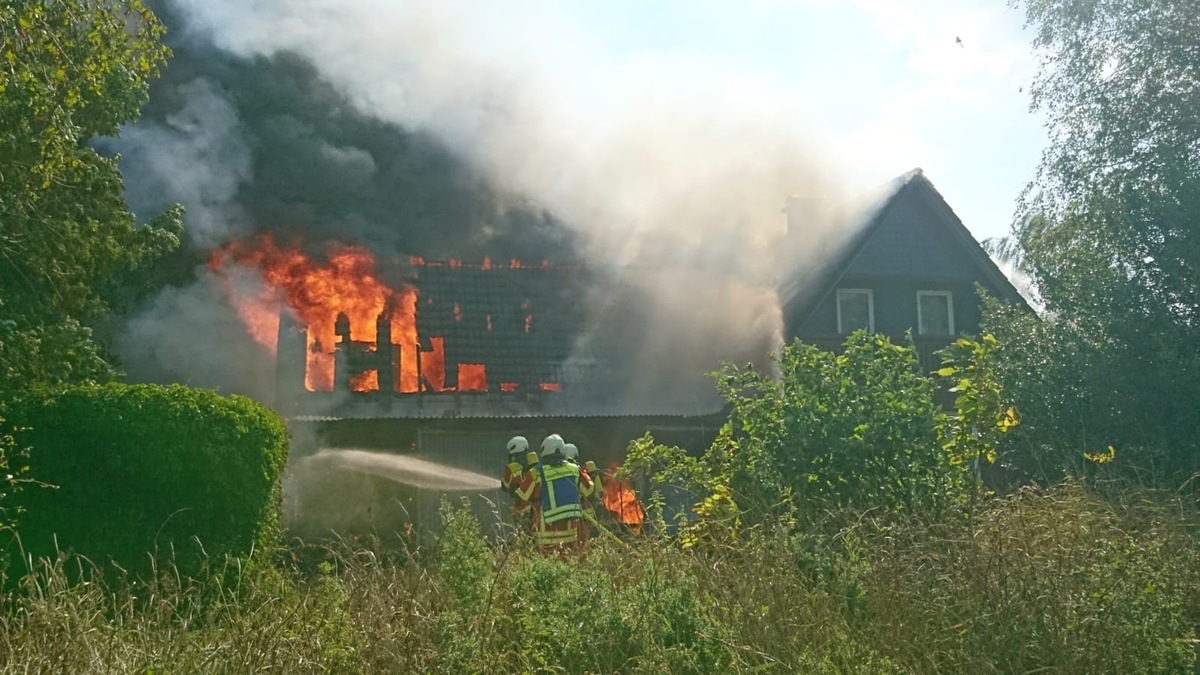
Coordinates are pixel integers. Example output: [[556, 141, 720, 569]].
[[114, 0, 849, 410]]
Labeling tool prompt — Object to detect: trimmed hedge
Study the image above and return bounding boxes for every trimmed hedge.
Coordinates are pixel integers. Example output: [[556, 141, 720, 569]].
[[3, 384, 288, 580]]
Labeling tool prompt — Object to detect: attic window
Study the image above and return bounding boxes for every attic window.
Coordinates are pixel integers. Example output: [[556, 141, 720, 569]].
[[837, 289, 874, 333], [917, 291, 954, 335]]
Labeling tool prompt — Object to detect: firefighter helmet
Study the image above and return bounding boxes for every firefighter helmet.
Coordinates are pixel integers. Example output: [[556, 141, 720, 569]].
[[563, 443, 579, 461], [506, 436, 529, 457], [540, 433, 566, 458]]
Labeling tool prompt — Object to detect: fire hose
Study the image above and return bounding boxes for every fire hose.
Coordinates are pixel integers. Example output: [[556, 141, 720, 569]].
[[581, 509, 630, 549]]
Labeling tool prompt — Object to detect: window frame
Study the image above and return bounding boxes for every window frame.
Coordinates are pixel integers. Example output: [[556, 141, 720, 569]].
[[836, 288, 875, 334], [916, 290, 955, 336]]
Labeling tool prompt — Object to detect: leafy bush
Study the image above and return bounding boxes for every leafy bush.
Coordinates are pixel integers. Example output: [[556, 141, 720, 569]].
[[983, 294, 1200, 484], [716, 332, 969, 518], [3, 383, 288, 581], [628, 332, 970, 532], [429, 500, 734, 674]]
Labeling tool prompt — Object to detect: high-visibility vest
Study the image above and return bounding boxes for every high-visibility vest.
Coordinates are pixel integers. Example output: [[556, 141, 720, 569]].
[[536, 462, 582, 524]]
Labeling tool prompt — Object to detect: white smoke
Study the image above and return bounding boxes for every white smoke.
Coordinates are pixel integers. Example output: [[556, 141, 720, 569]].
[[116, 270, 274, 400], [107, 78, 252, 248], [153, 0, 855, 401], [167, 1, 846, 269]]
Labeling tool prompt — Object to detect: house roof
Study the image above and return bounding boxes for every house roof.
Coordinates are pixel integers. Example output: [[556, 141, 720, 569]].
[[286, 169, 1028, 421], [413, 262, 589, 388], [288, 261, 731, 420], [778, 168, 1030, 329]]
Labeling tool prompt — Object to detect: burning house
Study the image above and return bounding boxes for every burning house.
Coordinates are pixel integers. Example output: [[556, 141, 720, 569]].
[[195, 168, 1028, 540], [106, 2, 1029, 541], [206, 238, 737, 539]]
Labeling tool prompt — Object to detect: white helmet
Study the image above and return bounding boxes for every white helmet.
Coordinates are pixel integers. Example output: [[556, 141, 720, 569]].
[[506, 436, 529, 456], [563, 443, 579, 462], [540, 433, 566, 458]]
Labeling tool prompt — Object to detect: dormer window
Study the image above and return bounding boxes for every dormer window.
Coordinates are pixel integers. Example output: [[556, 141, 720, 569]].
[[917, 291, 954, 335], [837, 289, 874, 333]]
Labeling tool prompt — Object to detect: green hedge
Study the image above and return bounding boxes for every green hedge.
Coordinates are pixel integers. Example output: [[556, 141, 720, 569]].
[[3, 384, 288, 580]]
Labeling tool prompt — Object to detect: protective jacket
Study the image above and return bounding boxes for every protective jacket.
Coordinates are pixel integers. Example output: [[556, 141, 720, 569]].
[[501, 460, 524, 493], [582, 467, 602, 520], [515, 457, 592, 549]]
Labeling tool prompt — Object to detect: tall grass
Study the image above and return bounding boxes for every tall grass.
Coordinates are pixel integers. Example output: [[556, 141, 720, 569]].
[[1, 482, 1197, 673]]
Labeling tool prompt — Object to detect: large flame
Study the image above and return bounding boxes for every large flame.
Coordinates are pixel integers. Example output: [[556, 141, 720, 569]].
[[602, 465, 645, 530], [210, 235, 422, 392], [209, 236, 568, 396]]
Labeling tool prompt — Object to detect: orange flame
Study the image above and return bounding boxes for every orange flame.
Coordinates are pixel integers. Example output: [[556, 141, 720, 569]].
[[210, 235, 417, 393], [421, 336, 446, 392], [459, 364, 487, 392], [234, 289, 282, 356], [211, 238, 564, 397], [350, 370, 378, 391], [603, 465, 645, 529]]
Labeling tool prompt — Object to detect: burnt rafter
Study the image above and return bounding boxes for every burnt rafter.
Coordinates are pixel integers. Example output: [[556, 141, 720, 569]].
[[270, 261, 589, 399]]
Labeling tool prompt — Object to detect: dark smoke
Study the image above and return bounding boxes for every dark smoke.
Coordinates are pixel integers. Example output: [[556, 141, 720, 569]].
[[118, 8, 580, 263], [110, 2, 586, 395], [111, 0, 835, 408]]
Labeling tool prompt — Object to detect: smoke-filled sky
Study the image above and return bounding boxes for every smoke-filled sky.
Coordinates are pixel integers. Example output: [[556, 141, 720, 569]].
[[133, 0, 1044, 249], [543, 0, 1043, 243], [180, 0, 1039, 239], [109, 0, 1044, 407]]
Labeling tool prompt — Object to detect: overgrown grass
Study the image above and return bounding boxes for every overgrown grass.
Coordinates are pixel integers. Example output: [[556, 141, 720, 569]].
[[1, 483, 1197, 673]]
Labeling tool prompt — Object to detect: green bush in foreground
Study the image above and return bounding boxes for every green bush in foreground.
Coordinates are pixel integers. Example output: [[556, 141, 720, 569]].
[[3, 383, 288, 582]]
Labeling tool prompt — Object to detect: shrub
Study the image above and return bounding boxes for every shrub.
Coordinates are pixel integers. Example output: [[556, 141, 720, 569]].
[[0, 486, 1196, 673], [423, 501, 734, 674], [983, 294, 1200, 485], [3, 383, 288, 582], [861, 483, 1200, 673], [627, 332, 969, 533]]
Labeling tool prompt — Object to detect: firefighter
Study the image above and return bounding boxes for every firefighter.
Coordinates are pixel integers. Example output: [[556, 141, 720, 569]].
[[515, 434, 592, 552], [502, 436, 532, 532], [585, 459, 603, 524], [564, 442, 601, 543], [502, 436, 529, 493]]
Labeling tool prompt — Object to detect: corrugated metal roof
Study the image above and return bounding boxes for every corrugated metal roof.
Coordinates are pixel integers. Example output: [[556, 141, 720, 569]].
[[287, 410, 722, 423], [286, 392, 725, 422]]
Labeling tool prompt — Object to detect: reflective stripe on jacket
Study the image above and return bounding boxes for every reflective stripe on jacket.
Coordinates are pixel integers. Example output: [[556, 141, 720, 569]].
[[536, 462, 583, 524]]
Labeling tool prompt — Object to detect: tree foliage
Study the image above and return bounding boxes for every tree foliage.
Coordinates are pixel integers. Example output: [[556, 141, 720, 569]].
[[1016, 0, 1200, 215], [625, 333, 1020, 537], [1005, 0, 1200, 324], [0, 0, 181, 397], [712, 333, 961, 518], [991, 0, 1200, 482]]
